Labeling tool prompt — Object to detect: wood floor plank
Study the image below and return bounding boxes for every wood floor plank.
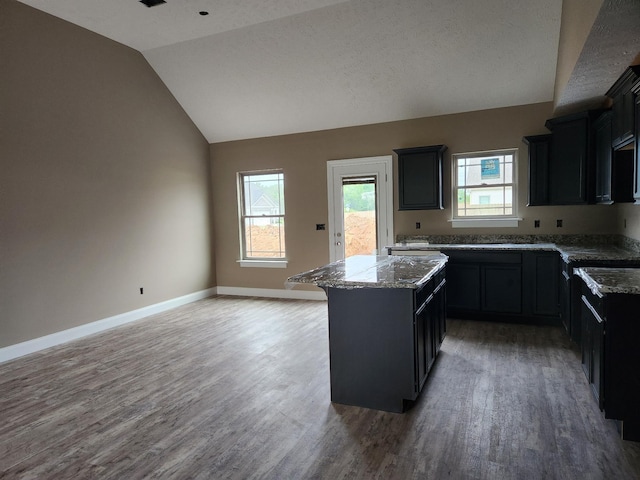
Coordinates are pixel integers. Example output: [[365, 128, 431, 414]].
[[1, 295, 639, 479]]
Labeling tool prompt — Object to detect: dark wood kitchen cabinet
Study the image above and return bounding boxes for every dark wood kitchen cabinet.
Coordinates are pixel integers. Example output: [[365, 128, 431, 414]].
[[395, 145, 447, 210], [523, 134, 551, 206], [593, 110, 634, 204], [580, 287, 605, 409], [606, 66, 640, 149], [544, 111, 602, 205], [523, 251, 559, 317], [443, 249, 559, 324], [482, 264, 522, 313], [415, 270, 446, 391], [576, 269, 640, 441], [594, 110, 614, 204], [445, 262, 480, 312]]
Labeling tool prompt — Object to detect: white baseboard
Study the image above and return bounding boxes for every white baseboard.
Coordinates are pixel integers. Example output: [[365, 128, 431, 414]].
[[216, 286, 327, 301], [0, 287, 216, 364]]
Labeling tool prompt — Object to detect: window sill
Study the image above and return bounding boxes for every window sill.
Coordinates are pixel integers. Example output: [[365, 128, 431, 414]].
[[238, 260, 288, 269], [450, 218, 522, 228]]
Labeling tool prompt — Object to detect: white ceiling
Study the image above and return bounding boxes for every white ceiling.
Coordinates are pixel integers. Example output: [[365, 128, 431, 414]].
[[16, 0, 563, 143]]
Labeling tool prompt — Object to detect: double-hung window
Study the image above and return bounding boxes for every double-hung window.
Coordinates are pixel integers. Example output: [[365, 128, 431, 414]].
[[238, 170, 286, 267], [452, 149, 518, 227]]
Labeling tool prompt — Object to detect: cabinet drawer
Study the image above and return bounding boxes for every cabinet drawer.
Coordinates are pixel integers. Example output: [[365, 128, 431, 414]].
[[444, 250, 521, 264]]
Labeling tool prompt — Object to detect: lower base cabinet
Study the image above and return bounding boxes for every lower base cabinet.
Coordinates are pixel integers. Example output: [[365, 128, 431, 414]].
[[443, 250, 560, 324], [580, 292, 604, 409], [578, 278, 640, 441], [326, 270, 446, 413]]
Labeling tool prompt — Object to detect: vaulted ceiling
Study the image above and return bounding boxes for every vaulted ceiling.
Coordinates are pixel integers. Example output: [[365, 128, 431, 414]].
[[13, 0, 640, 143]]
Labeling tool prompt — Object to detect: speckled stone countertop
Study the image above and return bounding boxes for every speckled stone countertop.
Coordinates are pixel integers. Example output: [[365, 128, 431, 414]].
[[555, 244, 640, 263], [389, 243, 558, 252], [388, 234, 640, 263], [574, 267, 640, 296], [286, 254, 447, 289]]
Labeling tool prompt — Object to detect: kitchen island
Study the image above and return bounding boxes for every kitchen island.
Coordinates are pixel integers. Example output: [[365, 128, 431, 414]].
[[287, 254, 447, 413]]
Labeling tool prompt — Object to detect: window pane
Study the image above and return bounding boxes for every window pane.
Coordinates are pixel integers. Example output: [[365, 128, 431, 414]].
[[342, 180, 377, 257], [243, 173, 284, 216], [456, 186, 513, 217], [244, 217, 286, 258]]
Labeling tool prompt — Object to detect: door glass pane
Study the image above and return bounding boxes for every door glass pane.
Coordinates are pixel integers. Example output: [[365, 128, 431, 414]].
[[342, 178, 377, 257]]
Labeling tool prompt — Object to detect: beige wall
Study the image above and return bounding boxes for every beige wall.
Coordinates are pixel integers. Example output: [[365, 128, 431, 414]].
[[211, 102, 623, 291], [618, 203, 640, 241], [0, 1, 213, 347]]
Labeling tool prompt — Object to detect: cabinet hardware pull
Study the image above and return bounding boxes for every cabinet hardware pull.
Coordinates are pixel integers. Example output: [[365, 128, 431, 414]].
[[581, 294, 604, 324]]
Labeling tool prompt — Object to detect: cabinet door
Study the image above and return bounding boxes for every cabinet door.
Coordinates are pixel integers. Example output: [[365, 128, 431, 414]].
[[580, 293, 604, 409], [591, 317, 604, 410], [415, 292, 436, 391], [415, 300, 428, 391], [482, 265, 522, 313], [548, 117, 590, 204], [608, 66, 640, 149], [524, 134, 551, 206], [524, 252, 560, 317], [395, 145, 447, 210], [435, 281, 447, 349], [446, 263, 480, 311], [594, 111, 613, 204]]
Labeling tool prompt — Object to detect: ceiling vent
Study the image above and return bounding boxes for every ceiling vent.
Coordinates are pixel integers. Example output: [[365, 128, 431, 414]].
[[140, 0, 166, 7]]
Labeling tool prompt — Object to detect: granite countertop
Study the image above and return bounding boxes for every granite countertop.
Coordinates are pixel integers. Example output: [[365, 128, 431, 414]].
[[389, 242, 557, 252], [286, 254, 447, 289], [555, 244, 640, 263], [387, 240, 640, 263], [574, 267, 640, 296]]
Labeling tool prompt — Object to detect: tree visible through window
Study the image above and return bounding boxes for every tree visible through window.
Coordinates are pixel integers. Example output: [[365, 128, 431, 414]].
[[239, 171, 285, 259], [453, 150, 516, 218]]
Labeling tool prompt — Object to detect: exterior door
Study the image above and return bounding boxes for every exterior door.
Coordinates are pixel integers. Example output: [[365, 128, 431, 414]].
[[327, 156, 393, 262]]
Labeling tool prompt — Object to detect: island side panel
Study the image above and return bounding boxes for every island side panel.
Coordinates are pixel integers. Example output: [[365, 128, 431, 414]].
[[327, 287, 416, 413]]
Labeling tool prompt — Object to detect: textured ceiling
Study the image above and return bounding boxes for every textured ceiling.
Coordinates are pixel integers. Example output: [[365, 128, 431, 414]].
[[555, 0, 640, 115], [15, 0, 565, 142]]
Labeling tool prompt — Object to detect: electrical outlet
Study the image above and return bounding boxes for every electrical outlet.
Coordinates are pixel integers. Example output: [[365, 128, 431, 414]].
[[534, 220, 540, 228], [415, 222, 421, 229], [140, 287, 144, 294], [316, 224, 326, 230], [556, 219, 563, 228]]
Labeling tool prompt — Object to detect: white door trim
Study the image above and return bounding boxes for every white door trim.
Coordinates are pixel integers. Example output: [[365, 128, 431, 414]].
[[327, 155, 394, 263]]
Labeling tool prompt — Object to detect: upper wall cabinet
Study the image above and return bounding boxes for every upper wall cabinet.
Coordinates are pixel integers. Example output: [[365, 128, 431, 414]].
[[523, 134, 551, 206], [606, 66, 640, 150], [394, 145, 447, 210], [593, 110, 634, 204], [594, 110, 614, 204], [544, 110, 603, 205]]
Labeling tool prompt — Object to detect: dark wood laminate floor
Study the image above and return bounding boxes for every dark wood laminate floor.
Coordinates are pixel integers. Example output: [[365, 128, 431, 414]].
[[1, 295, 639, 479]]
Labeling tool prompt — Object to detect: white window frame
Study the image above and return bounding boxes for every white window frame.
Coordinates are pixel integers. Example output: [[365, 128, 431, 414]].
[[237, 169, 287, 268], [451, 149, 521, 228]]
